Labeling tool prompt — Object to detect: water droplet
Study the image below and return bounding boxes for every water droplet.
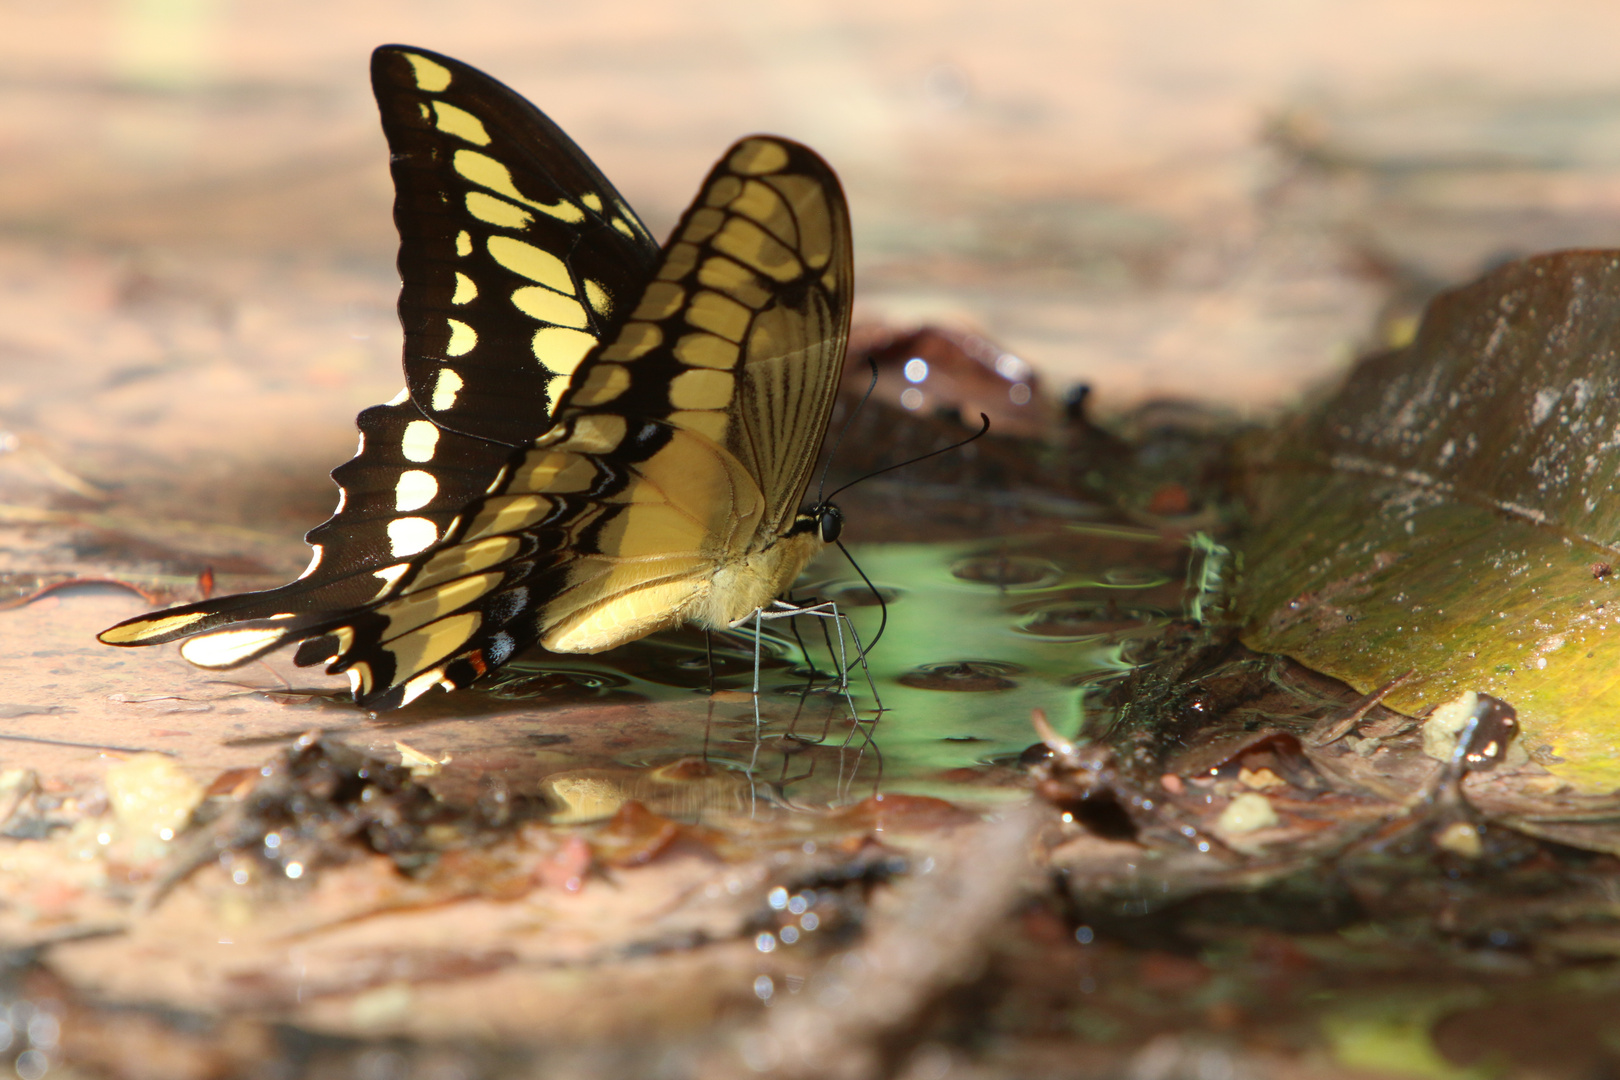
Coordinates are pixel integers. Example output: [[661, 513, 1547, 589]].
[[755, 932, 777, 953], [753, 975, 774, 1001], [767, 887, 789, 910]]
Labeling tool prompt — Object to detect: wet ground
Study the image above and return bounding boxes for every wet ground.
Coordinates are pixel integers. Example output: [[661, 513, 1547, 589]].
[[16, 4, 1620, 1078]]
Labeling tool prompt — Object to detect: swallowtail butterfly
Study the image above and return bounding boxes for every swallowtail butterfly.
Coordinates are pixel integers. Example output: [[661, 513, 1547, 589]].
[[99, 45, 854, 711]]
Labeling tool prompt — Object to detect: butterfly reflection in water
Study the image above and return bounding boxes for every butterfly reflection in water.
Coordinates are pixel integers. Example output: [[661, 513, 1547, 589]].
[[99, 45, 858, 712]]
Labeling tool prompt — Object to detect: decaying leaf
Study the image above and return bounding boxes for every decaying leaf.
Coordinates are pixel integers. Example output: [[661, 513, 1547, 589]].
[[1239, 251, 1620, 790]]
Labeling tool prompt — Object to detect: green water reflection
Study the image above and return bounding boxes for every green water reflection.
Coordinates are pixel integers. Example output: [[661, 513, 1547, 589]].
[[480, 527, 1185, 816]]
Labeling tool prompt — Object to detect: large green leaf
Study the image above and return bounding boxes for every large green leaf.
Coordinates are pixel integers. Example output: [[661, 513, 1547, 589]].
[[1239, 251, 1620, 791]]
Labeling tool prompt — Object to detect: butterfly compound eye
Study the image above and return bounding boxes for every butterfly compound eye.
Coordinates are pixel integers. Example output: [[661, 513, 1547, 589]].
[[817, 505, 844, 543]]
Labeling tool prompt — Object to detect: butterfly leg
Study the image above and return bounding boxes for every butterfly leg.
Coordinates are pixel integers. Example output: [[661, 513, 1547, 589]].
[[761, 599, 885, 715]]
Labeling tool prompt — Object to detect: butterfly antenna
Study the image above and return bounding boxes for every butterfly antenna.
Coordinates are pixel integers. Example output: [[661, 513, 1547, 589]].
[[815, 358, 880, 506], [821, 413, 991, 505]]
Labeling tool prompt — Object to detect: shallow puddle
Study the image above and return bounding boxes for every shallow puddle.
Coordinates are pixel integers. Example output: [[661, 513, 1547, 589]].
[[407, 525, 1189, 823]]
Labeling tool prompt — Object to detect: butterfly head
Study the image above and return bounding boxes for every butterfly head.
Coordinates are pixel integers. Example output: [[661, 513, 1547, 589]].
[[794, 503, 843, 544]]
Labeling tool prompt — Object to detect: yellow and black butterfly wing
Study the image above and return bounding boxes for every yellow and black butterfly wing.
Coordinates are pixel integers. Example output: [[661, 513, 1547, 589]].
[[288, 137, 854, 709], [99, 80, 850, 711], [99, 45, 658, 659], [373, 45, 659, 446]]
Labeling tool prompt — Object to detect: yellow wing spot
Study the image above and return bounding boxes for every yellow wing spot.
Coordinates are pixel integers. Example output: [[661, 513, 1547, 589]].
[[379, 573, 502, 638], [704, 175, 743, 208], [681, 208, 726, 245], [417, 103, 430, 120], [713, 217, 801, 282], [571, 362, 631, 406], [584, 279, 612, 316], [385, 387, 411, 406], [454, 151, 585, 223], [445, 319, 477, 356], [766, 174, 833, 269], [728, 139, 789, 176], [456, 231, 473, 257], [179, 627, 290, 668], [297, 544, 324, 581], [462, 495, 554, 541], [466, 191, 531, 230], [432, 368, 464, 410], [632, 281, 685, 321], [531, 327, 598, 377], [512, 286, 588, 329], [543, 577, 704, 653], [674, 333, 740, 370], [411, 536, 522, 592], [668, 410, 730, 443], [685, 290, 752, 343], [668, 368, 735, 410], [746, 304, 800, 364], [595, 503, 709, 559], [515, 449, 597, 493], [431, 101, 491, 146], [451, 272, 477, 305], [388, 517, 440, 557], [347, 663, 373, 701], [568, 414, 627, 454], [731, 180, 797, 246], [600, 321, 662, 362], [402, 53, 452, 92], [487, 236, 572, 294], [394, 469, 439, 512], [656, 242, 700, 282], [372, 564, 411, 600], [384, 612, 482, 681], [401, 419, 441, 462], [612, 217, 636, 239], [98, 609, 209, 645], [697, 255, 769, 309], [398, 668, 446, 708], [582, 192, 603, 211]]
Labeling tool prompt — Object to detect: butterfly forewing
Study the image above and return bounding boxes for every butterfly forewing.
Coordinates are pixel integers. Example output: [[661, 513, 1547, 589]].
[[373, 45, 660, 446]]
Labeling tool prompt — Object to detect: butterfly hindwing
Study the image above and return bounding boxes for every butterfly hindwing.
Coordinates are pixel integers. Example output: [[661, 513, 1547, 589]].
[[372, 45, 660, 446], [94, 392, 518, 662]]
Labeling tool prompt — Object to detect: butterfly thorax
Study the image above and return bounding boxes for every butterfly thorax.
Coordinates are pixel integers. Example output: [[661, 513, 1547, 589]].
[[695, 501, 839, 629], [697, 527, 826, 630]]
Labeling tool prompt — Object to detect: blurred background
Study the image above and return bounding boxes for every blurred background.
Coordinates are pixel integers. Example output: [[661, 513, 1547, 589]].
[[8, 0, 1620, 535]]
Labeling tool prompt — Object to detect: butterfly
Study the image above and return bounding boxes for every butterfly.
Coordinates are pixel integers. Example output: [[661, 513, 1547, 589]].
[[98, 45, 854, 712]]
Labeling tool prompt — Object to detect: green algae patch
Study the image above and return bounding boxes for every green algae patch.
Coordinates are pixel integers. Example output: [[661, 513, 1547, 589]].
[[1239, 252, 1620, 791]]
